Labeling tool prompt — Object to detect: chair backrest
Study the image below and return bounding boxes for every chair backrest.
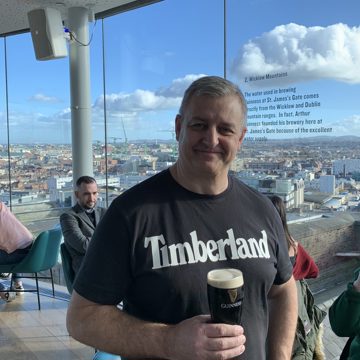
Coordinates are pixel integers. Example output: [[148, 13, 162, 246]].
[[92, 351, 122, 360], [12, 228, 62, 273], [60, 242, 75, 293]]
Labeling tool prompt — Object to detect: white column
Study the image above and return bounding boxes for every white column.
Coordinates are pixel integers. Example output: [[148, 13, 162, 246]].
[[67, 7, 93, 191]]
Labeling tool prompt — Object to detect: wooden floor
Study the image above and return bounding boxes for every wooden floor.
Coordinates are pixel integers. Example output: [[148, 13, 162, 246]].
[[0, 282, 94, 360]]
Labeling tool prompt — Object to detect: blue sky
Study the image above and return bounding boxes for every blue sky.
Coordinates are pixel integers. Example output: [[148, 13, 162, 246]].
[[1, 0, 360, 143]]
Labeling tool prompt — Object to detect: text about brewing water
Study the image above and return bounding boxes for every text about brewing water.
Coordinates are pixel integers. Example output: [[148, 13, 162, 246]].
[[244, 86, 332, 141]]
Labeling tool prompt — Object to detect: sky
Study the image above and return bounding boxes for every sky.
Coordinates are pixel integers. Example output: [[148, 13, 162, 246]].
[[1, 0, 360, 143]]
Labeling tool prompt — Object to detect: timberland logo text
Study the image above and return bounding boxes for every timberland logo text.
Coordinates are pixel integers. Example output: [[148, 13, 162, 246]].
[[144, 229, 270, 270]]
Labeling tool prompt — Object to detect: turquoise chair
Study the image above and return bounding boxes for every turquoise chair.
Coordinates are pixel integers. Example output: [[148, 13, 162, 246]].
[[60, 242, 75, 294], [0, 228, 62, 310], [59, 242, 121, 360], [93, 352, 121, 360]]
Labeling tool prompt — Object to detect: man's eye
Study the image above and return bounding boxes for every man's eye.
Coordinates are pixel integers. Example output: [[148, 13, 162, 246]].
[[190, 123, 205, 130], [219, 127, 234, 135]]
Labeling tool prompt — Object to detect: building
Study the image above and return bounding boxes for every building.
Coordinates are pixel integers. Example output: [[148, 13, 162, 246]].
[[319, 175, 336, 195], [333, 159, 360, 176]]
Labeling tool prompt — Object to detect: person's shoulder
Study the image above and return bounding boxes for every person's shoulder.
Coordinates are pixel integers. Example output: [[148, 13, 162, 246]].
[[109, 170, 171, 212], [230, 176, 279, 217], [231, 175, 259, 193], [119, 170, 170, 198], [333, 280, 360, 306], [231, 176, 273, 203], [60, 204, 80, 218], [60, 211, 73, 222], [135, 169, 170, 188]]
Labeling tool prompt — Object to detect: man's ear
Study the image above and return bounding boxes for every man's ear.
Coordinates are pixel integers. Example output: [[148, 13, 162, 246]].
[[237, 128, 247, 150], [74, 190, 79, 200], [175, 114, 182, 141]]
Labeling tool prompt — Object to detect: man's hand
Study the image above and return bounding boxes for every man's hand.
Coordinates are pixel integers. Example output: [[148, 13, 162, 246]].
[[67, 291, 245, 360], [166, 315, 246, 360]]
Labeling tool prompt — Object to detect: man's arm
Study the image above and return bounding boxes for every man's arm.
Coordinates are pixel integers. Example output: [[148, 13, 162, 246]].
[[67, 290, 246, 360], [60, 212, 90, 253], [267, 276, 297, 360]]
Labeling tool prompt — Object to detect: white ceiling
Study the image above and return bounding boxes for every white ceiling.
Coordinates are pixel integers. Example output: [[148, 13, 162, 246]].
[[0, 0, 161, 36]]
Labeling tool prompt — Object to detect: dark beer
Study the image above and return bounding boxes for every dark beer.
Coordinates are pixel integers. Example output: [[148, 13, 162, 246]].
[[207, 268, 244, 325]]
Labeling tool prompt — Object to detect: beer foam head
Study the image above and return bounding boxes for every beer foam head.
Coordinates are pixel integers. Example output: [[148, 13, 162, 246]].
[[207, 268, 244, 289]]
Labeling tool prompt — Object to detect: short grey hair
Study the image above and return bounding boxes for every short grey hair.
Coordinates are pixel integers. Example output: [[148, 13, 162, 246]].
[[179, 76, 248, 127]]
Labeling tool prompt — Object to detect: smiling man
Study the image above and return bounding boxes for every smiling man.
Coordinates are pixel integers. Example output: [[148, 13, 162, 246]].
[[60, 176, 107, 274], [66, 76, 297, 360], [172, 87, 247, 194]]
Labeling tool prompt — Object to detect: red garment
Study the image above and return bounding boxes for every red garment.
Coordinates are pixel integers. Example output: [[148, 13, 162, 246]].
[[292, 243, 319, 280]]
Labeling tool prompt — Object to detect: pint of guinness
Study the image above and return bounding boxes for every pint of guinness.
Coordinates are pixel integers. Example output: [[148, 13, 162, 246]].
[[207, 268, 244, 325]]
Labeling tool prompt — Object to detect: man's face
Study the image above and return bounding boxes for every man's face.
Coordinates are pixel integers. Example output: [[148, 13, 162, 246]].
[[175, 94, 247, 177], [75, 182, 98, 209]]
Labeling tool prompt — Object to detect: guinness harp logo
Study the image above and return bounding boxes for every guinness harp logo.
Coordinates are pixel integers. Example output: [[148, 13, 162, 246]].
[[227, 289, 238, 303]]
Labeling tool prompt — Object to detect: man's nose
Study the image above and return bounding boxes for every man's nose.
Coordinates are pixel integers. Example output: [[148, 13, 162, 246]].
[[203, 127, 219, 146]]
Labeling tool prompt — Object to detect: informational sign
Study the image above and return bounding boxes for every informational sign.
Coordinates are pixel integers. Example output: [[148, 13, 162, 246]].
[[228, 2, 360, 143], [244, 85, 332, 141]]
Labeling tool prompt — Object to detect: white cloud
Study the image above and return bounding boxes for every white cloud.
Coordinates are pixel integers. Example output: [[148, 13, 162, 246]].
[[330, 114, 360, 136], [1, 109, 71, 143], [90, 74, 207, 139], [29, 93, 60, 103], [8, 108, 70, 127], [3, 74, 205, 138], [156, 74, 207, 97], [93, 74, 206, 114], [104, 89, 179, 112], [231, 23, 360, 86]]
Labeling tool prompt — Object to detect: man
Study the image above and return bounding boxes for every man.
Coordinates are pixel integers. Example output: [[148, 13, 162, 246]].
[[60, 176, 106, 274], [329, 268, 360, 360], [67, 76, 297, 359]]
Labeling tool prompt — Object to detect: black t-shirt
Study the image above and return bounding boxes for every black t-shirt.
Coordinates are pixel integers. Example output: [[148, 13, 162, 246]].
[[74, 169, 292, 360]]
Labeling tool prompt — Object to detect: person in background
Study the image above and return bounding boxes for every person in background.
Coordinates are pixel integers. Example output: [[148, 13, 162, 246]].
[[270, 195, 326, 360], [329, 268, 360, 360], [60, 176, 106, 274], [0, 201, 33, 302], [66, 76, 297, 360]]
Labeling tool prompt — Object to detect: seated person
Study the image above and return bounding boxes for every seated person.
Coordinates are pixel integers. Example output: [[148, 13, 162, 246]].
[[0, 201, 33, 302], [60, 176, 106, 274], [329, 268, 360, 360]]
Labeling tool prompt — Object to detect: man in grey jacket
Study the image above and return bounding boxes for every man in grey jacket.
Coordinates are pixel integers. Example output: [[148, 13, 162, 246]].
[[60, 176, 106, 274]]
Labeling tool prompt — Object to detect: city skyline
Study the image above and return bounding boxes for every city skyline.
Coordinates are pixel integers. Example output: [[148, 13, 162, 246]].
[[1, 0, 360, 144]]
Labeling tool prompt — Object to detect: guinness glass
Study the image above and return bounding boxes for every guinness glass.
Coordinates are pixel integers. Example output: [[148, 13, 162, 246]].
[[207, 268, 244, 325]]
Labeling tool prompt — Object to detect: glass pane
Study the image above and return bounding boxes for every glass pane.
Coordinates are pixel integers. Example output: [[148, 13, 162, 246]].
[[227, 0, 360, 212], [0, 38, 10, 205], [227, 0, 360, 296], [5, 32, 71, 233], [101, 0, 224, 200]]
